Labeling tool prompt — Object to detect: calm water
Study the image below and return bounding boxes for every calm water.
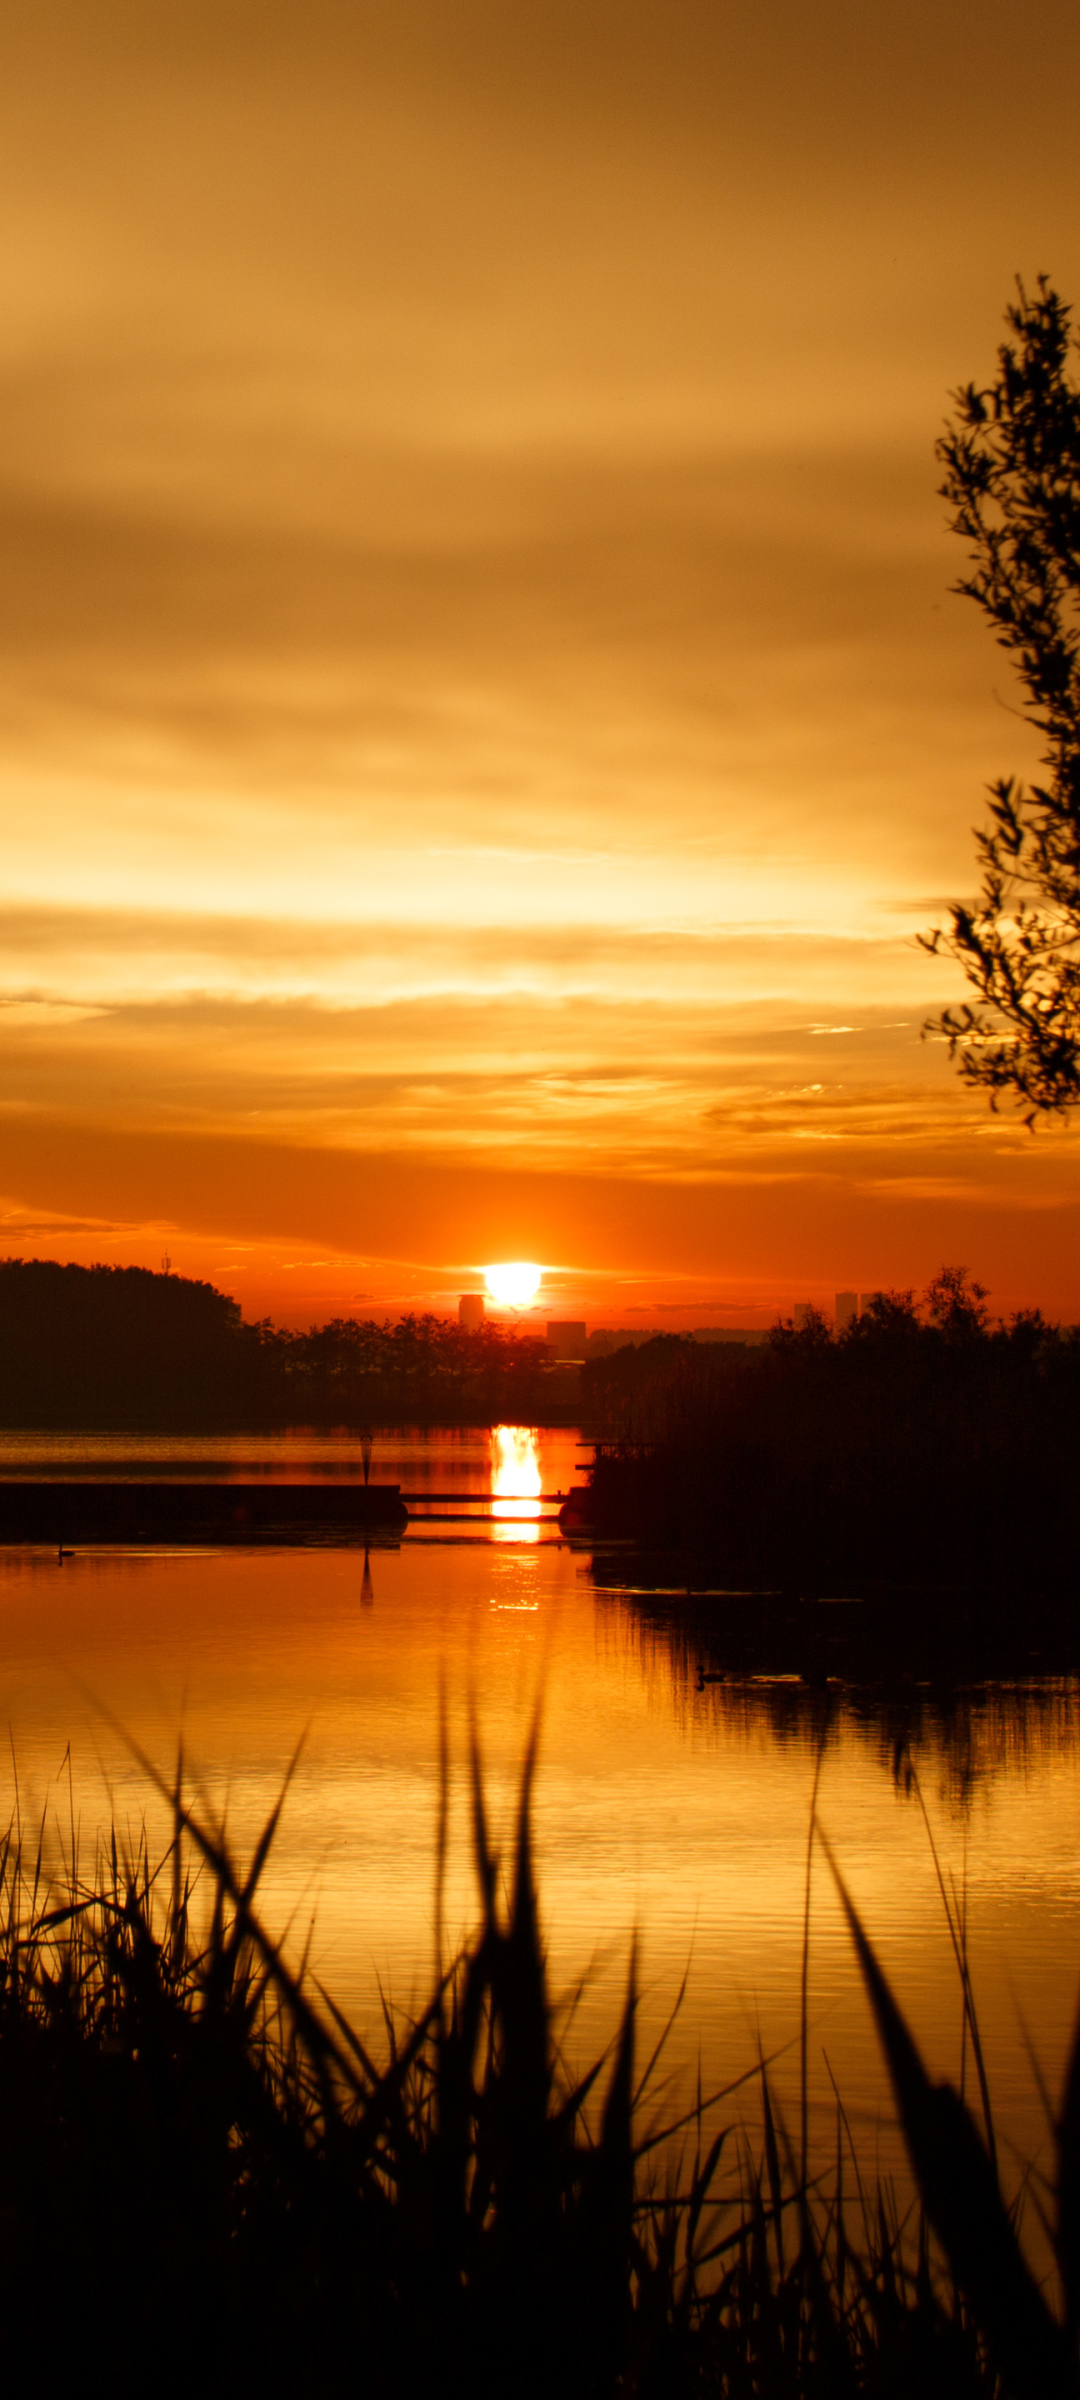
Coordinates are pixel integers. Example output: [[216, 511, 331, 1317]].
[[0, 1423, 1077, 2199]]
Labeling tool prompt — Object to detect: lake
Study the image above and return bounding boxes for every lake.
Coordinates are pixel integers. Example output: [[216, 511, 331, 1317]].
[[0, 1421, 1076, 2205]]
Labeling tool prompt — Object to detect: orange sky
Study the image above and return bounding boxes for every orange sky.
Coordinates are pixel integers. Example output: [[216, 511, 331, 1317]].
[[4, 0, 1080, 1327]]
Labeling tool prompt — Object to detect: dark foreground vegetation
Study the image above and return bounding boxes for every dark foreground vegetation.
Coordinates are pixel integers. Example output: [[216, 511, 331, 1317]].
[[2, 1741, 1077, 2398], [0, 1258, 551, 1427], [581, 1269, 1080, 1594]]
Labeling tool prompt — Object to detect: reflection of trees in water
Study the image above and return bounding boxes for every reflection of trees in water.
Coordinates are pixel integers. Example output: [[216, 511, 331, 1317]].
[[592, 1582, 1080, 1805]]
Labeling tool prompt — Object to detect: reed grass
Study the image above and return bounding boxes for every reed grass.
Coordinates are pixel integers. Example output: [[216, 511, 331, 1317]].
[[581, 1288, 1080, 1593], [0, 1738, 1072, 2396]]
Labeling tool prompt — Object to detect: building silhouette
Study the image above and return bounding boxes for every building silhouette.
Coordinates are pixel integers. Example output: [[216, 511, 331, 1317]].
[[458, 1294, 485, 1327], [835, 1290, 859, 1330], [547, 1320, 587, 1361]]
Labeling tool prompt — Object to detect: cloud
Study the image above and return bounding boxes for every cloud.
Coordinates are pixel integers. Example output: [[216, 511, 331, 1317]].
[[0, 0, 1079, 1317], [0, 999, 104, 1026]]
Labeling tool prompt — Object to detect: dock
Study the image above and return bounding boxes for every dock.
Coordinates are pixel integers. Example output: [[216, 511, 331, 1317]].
[[0, 1481, 409, 1543]]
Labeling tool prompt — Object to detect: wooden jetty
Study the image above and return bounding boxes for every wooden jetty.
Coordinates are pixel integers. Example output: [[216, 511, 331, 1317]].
[[0, 1481, 408, 1544]]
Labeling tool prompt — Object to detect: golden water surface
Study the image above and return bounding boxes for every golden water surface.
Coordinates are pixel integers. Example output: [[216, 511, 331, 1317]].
[[0, 1424, 1077, 2206]]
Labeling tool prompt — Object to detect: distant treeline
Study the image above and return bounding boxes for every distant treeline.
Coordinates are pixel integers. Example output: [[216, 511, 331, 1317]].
[[0, 1260, 553, 1428], [582, 1268, 1080, 1589]]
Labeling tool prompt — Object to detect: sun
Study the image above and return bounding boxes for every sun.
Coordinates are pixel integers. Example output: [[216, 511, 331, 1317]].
[[484, 1261, 542, 1308]]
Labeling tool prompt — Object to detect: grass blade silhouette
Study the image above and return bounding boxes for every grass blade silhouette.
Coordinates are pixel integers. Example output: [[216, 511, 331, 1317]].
[[821, 1826, 1071, 2400], [1057, 1985, 1080, 2342]]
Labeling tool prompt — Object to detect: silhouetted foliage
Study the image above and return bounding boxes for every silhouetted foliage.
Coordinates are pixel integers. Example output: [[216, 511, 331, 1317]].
[[0, 1259, 253, 1427], [924, 1262, 991, 1338], [260, 1308, 552, 1427], [0, 1260, 553, 1428], [924, 276, 1080, 1118], [0, 1741, 1060, 2398], [580, 1267, 1080, 1590]]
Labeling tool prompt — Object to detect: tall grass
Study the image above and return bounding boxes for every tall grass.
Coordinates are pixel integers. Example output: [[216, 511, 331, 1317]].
[[0, 1739, 1073, 2395]]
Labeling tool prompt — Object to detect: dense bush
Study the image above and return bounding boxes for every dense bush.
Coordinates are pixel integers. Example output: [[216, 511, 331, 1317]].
[[580, 1270, 1080, 1589], [0, 1258, 251, 1425]]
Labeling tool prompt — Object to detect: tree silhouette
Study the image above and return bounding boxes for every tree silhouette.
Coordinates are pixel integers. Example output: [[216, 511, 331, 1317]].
[[923, 277, 1080, 1119], [923, 1262, 991, 1340]]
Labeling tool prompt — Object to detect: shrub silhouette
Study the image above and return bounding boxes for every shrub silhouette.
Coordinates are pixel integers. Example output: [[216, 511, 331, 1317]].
[[580, 1267, 1080, 1593]]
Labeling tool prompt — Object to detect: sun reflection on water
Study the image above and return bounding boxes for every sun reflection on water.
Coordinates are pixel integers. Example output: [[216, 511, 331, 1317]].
[[490, 1424, 542, 1543]]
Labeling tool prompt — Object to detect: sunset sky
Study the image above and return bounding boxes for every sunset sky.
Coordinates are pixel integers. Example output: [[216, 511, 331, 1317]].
[[4, 0, 1080, 1327]]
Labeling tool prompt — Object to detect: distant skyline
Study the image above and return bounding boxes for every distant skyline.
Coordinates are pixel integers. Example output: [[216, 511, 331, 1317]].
[[3, 1, 1080, 1324]]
